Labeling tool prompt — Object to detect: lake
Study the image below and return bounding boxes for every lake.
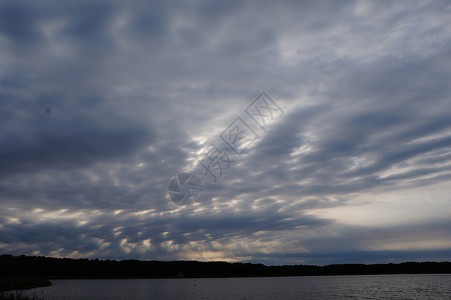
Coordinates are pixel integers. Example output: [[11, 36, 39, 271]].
[[24, 274, 451, 299]]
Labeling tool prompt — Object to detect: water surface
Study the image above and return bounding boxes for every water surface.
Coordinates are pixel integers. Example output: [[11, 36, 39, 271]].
[[24, 274, 451, 299]]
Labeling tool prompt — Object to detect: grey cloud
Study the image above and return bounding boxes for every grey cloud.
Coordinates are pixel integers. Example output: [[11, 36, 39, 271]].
[[0, 1, 41, 45], [0, 109, 152, 176]]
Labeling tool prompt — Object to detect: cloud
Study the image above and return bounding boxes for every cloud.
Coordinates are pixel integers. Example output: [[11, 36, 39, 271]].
[[0, 0, 451, 264], [0, 1, 42, 46]]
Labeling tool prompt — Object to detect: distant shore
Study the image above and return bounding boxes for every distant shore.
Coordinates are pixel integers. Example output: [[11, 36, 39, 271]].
[[1, 254, 451, 281]]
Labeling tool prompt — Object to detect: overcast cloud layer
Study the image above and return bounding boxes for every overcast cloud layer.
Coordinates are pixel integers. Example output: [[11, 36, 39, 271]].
[[1, 0, 451, 265]]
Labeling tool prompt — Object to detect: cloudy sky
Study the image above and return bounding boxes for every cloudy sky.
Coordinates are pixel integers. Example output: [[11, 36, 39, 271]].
[[1, 0, 451, 265]]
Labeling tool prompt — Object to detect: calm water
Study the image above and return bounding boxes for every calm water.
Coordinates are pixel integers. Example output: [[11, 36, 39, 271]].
[[24, 274, 451, 300]]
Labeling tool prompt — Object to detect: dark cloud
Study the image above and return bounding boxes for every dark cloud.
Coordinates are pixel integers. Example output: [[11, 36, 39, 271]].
[[0, 125, 150, 175], [0, 1, 41, 45]]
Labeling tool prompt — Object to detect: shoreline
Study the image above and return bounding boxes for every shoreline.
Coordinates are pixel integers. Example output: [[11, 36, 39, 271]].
[[0, 278, 51, 292]]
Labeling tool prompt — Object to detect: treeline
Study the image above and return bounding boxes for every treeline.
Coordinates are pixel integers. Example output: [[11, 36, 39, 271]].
[[1, 255, 451, 278]]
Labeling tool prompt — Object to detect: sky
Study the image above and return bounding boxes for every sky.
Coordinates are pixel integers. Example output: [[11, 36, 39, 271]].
[[1, 0, 451, 265]]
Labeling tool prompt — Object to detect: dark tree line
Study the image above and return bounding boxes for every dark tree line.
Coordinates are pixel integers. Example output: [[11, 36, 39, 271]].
[[1, 255, 450, 278]]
